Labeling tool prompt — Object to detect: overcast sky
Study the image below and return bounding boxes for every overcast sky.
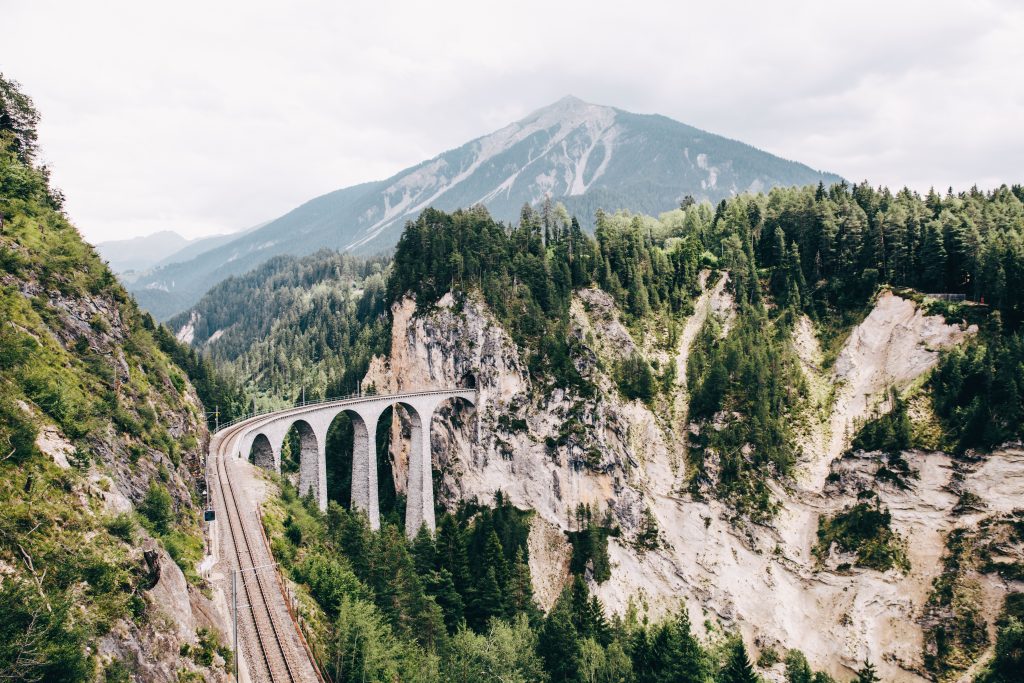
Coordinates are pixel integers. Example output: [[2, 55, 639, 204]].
[[3, 0, 1022, 243]]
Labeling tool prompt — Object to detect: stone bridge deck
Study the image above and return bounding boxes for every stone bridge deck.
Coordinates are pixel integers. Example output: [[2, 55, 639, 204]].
[[212, 388, 476, 535]]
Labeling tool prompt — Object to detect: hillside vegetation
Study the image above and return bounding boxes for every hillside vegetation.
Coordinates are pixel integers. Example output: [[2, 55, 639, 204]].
[[1, 74, 233, 681], [168, 250, 390, 408], [179, 182, 1024, 681]]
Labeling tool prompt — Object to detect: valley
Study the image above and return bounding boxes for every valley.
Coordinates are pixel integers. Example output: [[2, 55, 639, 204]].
[[3, 69, 1023, 683]]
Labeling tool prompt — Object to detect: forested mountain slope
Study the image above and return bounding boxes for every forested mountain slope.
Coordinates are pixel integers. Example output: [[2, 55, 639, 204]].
[[130, 96, 841, 320], [168, 249, 391, 410], [180, 185, 1024, 682], [0, 76, 239, 681]]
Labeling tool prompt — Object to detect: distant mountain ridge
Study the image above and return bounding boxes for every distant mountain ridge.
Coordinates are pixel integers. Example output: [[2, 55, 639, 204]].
[[96, 230, 189, 275], [130, 96, 842, 319], [97, 228, 253, 282]]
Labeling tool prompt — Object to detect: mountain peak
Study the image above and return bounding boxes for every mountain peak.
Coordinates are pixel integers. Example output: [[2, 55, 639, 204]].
[[552, 94, 589, 107], [523, 94, 604, 120], [130, 100, 842, 319], [512, 95, 614, 139]]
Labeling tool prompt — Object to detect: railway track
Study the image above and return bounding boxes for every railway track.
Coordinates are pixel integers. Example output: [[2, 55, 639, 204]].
[[212, 421, 319, 682]]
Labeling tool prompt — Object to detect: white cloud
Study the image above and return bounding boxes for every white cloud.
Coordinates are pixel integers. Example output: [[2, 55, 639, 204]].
[[2, 0, 1021, 242]]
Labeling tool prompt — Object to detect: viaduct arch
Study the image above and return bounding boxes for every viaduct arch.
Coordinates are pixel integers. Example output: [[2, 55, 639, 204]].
[[222, 389, 476, 536]]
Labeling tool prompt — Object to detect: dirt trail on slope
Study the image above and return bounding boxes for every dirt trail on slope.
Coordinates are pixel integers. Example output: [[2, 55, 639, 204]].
[[662, 271, 734, 488], [674, 271, 732, 390]]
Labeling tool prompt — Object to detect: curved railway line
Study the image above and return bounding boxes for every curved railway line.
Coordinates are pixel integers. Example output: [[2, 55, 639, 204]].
[[209, 389, 472, 682], [211, 420, 321, 682]]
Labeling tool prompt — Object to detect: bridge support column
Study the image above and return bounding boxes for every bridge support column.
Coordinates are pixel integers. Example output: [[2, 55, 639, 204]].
[[296, 422, 327, 512], [272, 441, 283, 475], [405, 398, 441, 538], [349, 408, 382, 530], [245, 433, 280, 473]]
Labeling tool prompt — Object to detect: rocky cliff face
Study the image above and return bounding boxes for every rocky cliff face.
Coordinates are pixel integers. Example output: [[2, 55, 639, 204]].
[[362, 280, 1023, 682], [5, 274, 233, 681], [1, 216, 230, 678]]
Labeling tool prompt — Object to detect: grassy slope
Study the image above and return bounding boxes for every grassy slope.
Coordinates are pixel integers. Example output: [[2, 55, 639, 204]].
[[0, 132, 222, 679]]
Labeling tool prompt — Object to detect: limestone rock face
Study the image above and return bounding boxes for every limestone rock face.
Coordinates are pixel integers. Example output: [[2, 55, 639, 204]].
[[364, 284, 1023, 682], [363, 291, 655, 544], [98, 545, 230, 683]]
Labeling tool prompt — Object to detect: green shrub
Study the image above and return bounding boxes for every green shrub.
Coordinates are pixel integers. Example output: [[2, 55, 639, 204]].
[[616, 353, 657, 403], [815, 492, 909, 572], [169, 371, 186, 393], [139, 482, 174, 534], [295, 552, 366, 616], [851, 388, 912, 455], [180, 627, 228, 668], [975, 615, 1024, 683], [162, 530, 203, 582], [103, 659, 131, 682], [0, 389, 38, 462], [758, 646, 780, 668], [0, 581, 94, 682], [112, 406, 143, 437], [105, 513, 136, 543], [88, 313, 109, 333]]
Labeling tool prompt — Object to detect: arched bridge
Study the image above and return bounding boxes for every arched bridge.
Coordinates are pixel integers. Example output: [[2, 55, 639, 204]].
[[212, 388, 476, 536]]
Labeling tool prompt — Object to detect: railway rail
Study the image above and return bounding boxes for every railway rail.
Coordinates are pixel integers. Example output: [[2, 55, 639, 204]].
[[211, 420, 321, 682]]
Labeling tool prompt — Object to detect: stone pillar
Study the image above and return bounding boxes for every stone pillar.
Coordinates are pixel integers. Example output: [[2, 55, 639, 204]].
[[349, 408, 382, 529], [315, 440, 327, 511], [271, 439, 283, 475], [296, 421, 326, 511], [404, 399, 439, 538], [404, 408, 425, 537]]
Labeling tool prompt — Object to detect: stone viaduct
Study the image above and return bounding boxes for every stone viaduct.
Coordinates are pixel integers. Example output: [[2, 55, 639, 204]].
[[218, 389, 476, 536]]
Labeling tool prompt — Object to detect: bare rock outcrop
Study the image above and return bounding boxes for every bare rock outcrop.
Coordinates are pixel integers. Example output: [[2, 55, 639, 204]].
[[363, 284, 1016, 682], [98, 545, 230, 682]]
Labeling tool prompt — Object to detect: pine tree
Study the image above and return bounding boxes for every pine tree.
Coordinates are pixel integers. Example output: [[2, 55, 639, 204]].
[[787, 242, 807, 311], [427, 567, 464, 634], [506, 547, 539, 621], [919, 221, 948, 291], [538, 597, 581, 683], [769, 227, 793, 308], [642, 612, 710, 683], [468, 566, 503, 629], [783, 649, 813, 683], [402, 571, 447, 650], [719, 637, 759, 683], [569, 576, 597, 639], [854, 660, 880, 683], [481, 529, 509, 587], [435, 515, 470, 598], [411, 524, 436, 577]]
